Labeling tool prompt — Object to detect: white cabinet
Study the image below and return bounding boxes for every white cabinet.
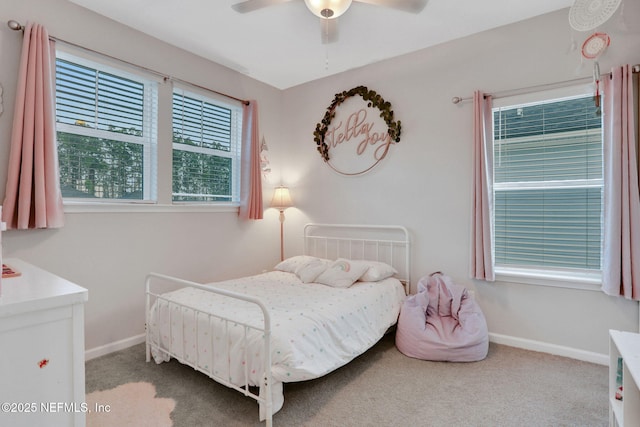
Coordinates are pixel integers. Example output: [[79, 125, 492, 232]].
[[609, 330, 640, 427], [0, 258, 88, 427]]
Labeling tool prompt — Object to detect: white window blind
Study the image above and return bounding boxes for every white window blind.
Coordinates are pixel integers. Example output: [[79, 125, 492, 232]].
[[172, 87, 242, 203], [493, 93, 603, 273], [55, 51, 158, 202]]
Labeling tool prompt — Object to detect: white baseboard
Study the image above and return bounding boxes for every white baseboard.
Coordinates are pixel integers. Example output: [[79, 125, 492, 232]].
[[85, 333, 146, 361], [85, 332, 609, 366], [489, 332, 608, 366]]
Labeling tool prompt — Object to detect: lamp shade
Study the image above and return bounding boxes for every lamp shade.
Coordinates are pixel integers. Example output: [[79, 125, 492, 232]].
[[271, 186, 293, 210], [304, 0, 353, 18]]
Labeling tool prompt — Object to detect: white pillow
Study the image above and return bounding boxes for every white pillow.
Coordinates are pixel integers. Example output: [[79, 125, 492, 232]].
[[358, 261, 398, 282], [315, 258, 369, 288], [295, 257, 331, 283], [274, 255, 320, 274]]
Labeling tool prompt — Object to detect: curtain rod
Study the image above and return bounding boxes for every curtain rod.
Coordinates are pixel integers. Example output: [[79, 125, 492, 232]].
[[7, 20, 250, 106], [451, 64, 640, 105]]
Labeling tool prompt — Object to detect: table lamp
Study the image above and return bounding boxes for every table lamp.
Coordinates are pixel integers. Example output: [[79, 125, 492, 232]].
[[271, 186, 293, 261]]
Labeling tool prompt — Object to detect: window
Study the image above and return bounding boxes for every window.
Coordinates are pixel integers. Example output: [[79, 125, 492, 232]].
[[54, 48, 246, 210], [55, 51, 158, 202], [172, 87, 242, 203], [492, 89, 603, 282]]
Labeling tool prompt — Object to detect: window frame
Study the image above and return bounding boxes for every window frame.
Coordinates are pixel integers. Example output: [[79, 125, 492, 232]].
[[55, 47, 159, 204], [171, 84, 243, 204], [490, 84, 604, 290], [54, 46, 244, 213]]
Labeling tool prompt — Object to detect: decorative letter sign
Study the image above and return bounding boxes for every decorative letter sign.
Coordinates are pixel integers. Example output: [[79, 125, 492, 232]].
[[314, 86, 401, 176]]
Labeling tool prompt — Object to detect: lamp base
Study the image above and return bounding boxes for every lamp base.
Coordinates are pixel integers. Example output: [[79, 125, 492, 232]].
[[279, 210, 285, 261]]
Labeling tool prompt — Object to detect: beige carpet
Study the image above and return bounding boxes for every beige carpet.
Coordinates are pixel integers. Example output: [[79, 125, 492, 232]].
[[85, 335, 608, 426], [86, 382, 176, 427]]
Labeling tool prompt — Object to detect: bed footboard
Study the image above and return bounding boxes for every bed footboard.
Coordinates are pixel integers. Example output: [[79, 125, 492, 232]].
[[145, 273, 275, 426]]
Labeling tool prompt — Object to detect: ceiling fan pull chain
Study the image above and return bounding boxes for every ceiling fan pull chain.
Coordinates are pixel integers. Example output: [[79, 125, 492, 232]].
[[325, 46, 329, 71]]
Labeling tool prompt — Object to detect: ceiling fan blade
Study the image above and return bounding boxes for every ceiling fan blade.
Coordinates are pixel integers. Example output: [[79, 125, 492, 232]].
[[353, 0, 428, 14], [320, 18, 339, 44], [231, 0, 295, 13]]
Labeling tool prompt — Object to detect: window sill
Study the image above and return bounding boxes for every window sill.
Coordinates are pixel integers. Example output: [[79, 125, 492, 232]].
[[63, 201, 240, 214], [494, 266, 602, 292]]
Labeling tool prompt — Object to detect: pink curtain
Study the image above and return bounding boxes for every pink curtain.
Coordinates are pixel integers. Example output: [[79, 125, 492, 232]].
[[2, 22, 64, 230], [471, 91, 495, 281], [238, 100, 263, 220], [601, 65, 640, 300]]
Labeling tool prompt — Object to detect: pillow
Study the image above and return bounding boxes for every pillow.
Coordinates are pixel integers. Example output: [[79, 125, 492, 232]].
[[358, 261, 398, 282], [315, 258, 369, 288], [295, 257, 331, 283], [274, 255, 320, 274]]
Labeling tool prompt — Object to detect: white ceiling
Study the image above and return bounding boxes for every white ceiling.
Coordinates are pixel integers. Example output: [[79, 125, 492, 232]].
[[68, 0, 574, 89]]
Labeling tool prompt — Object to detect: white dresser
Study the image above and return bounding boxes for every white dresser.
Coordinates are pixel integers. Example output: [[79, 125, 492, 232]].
[[0, 258, 88, 427]]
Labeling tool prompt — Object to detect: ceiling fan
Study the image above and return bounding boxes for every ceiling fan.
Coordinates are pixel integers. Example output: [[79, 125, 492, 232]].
[[231, 0, 428, 44]]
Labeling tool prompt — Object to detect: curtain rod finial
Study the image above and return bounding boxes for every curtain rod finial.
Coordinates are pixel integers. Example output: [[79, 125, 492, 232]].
[[451, 96, 462, 104], [7, 20, 23, 31]]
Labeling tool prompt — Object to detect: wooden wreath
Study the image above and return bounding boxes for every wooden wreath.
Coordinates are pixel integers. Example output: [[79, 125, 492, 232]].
[[313, 86, 402, 162]]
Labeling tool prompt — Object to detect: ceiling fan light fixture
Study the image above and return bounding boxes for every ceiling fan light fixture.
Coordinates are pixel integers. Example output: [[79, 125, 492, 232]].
[[304, 0, 353, 19]]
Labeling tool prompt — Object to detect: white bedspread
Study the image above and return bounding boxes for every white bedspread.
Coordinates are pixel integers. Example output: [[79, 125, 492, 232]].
[[148, 271, 405, 416]]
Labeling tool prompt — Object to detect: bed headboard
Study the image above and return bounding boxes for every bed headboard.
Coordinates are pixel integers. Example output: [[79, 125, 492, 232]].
[[303, 223, 411, 292]]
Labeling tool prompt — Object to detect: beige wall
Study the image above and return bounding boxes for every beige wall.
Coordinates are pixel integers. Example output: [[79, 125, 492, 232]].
[[1, 0, 639, 356], [280, 7, 640, 356], [0, 0, 285, 350]]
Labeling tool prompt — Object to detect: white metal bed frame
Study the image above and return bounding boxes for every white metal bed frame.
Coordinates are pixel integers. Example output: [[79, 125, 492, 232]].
[[303, 223, 411, 292], [145, 223, 410, 426]]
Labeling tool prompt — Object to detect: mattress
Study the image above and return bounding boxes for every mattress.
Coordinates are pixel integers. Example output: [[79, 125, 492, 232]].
[[147, 270, 405, 415]]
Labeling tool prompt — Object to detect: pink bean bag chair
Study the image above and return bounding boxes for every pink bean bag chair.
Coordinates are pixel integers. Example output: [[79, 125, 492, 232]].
[[395, 272, 488, 362]]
